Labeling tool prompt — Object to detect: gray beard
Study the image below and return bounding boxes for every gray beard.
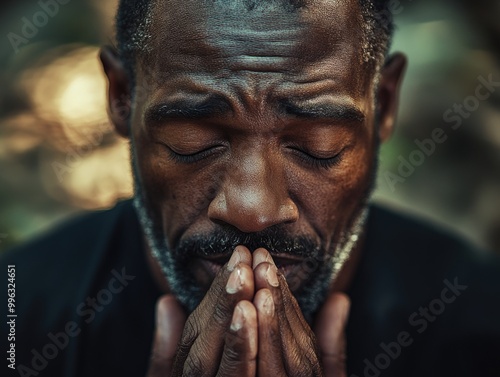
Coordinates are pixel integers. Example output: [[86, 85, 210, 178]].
[[133, 193, 368, 323], [131, 143, 374, 323]]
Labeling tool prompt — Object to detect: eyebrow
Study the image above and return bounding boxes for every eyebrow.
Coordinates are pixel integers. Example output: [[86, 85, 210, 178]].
[[144, 95, 231, 123], [280, 99, 365, 123], [144, 94, 365, 125]]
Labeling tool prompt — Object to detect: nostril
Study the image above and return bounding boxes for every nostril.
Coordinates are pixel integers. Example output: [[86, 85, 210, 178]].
[[210, 218, 230, 228]]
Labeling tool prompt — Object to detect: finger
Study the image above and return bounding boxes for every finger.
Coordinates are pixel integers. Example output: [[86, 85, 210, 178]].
[[314, 293, 350, 377], [147, 295, 187, 377], [217, 300, 258, 377], [254, 251, 322, 375], [253, 262, 312, 376], [253, 288, 287, 376], [252, 247, 273, 269], [182, 262, 255, 375], [175, 246, 255, 376], [198, 245, 254, 321], [252, 260, 290, 334], [253, 249, 311, 339]]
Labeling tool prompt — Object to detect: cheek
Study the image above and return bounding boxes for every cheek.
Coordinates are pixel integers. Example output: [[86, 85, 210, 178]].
[[134, 135, 223, 239], [288, 131, 375, 240]]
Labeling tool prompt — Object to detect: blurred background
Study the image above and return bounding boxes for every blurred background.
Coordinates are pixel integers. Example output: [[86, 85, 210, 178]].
[[0, 0, 499, 252]]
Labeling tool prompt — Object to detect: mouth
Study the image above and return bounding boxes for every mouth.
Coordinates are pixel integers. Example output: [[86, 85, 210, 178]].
[[199, 254, 304, 280]]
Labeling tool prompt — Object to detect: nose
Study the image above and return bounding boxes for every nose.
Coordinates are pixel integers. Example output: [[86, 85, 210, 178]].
[[207, 150, 299, 233]]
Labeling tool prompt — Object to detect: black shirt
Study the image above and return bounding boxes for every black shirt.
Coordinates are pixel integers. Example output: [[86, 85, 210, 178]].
[[1, 200, 499, 377]]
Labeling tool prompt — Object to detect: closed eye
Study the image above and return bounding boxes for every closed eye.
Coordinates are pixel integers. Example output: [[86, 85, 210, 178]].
[[288, 147, 344, 170], [164, 145, 226, 164]]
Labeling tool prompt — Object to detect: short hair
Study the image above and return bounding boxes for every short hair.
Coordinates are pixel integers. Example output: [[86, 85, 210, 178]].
[[115, 0, 394, 85]]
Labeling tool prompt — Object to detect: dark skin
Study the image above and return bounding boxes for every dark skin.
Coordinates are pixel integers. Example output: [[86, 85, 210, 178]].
[[100, 0, 406, 375]]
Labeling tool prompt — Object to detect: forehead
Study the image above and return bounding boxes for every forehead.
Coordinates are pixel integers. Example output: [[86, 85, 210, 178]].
[[140, 0, 370, 107]]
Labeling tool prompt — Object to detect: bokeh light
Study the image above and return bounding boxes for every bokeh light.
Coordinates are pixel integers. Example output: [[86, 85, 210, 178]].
[[0, 0, 498, 252]]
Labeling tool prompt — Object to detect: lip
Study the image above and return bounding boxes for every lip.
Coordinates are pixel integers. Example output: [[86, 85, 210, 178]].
[[199, 255, 304, 280]]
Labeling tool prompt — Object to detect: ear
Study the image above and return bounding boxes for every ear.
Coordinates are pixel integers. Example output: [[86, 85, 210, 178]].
[[99, 46, 131, 138], [376, 53, 407, 142]]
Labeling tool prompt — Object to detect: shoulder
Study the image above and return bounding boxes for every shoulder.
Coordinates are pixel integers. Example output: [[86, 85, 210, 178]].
[[0, 200, 155, 375], [357, 204, 500, 376], [367, 204, 500, 280], [0, 200, 138, 332], [0, 199, 135, 271], [366, 204, 500, 304], [368, 204, 476, 255]]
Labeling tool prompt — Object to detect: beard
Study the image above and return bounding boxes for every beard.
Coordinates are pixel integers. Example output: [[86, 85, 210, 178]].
[[130, 140, 378, 323]]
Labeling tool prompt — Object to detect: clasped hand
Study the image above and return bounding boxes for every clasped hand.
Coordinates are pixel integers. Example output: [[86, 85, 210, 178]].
[[147, 246, 350, 377]]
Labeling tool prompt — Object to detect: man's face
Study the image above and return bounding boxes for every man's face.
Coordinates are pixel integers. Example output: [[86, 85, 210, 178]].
[[127, 0, 381, 317]]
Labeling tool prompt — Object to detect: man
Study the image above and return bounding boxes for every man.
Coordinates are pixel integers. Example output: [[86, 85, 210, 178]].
[[1, 0, 500, 376]]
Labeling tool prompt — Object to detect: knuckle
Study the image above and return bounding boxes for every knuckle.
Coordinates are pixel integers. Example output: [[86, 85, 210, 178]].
[[181, 315, 199, 345], [223, 344, 241, 362], [285, 347, 321, 377], [305, 352, 322, 376], [175, 341, 192, 363], [291, 364, 320, 377], [305, 336, 320, 358], [302, 342, 322, 376], [225, 332, 245, 349], [183, 354, 205, 377], [219, 339, 251, 376], [211, 299, 232, 326], [285, 348, 302, 372], [175, 319, 198, 367], [219, 358, 241, 376]]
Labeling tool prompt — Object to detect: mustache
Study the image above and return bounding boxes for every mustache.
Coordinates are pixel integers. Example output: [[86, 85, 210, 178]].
[[174, 226, 322, 259]]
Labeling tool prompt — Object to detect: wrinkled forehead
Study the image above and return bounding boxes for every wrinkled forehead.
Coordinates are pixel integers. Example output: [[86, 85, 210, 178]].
[[144, 0, 365, 77]]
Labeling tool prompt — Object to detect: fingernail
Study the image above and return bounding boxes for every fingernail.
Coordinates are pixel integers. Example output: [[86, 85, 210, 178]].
[[226, 267, 243, 294], [263, 294, 275, 317], [253, 248, 270, 269], [230, 305, 244, 332], [227, 249, 241, 272], [266, 265, 279, 287]]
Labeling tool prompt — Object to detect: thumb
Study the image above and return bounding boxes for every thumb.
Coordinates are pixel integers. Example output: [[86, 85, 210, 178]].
[[147, 295, 187, 377], [314, 293, 351, 377]]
